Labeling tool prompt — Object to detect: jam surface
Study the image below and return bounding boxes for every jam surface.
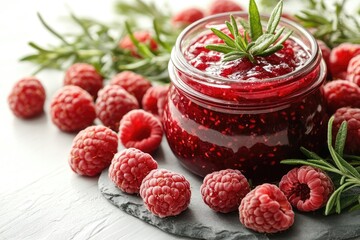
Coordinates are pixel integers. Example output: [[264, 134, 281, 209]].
[[164, 26, 327, 184], [184, 30, 310, 80]]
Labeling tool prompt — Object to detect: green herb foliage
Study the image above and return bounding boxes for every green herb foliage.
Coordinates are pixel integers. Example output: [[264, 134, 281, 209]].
[[206, 0, 292, 64], [296, 0, 360, 48], [281, 116, 360, 215], [20, 0, 178, 83]]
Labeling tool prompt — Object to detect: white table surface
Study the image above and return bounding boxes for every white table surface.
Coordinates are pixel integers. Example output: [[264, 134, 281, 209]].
[[2, 1, 359, 240]]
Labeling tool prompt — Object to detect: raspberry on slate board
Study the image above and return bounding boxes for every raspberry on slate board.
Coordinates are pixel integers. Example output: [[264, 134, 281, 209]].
[[279, 166, 334, 212], [109, 148, 158, 194], [239, 183, 294, 233], [140, 169, 191, 218], [200, 169, 250, 213]]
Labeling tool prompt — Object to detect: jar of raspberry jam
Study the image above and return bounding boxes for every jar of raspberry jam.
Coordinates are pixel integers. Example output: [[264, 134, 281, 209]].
[[163, 13, 328, 184]]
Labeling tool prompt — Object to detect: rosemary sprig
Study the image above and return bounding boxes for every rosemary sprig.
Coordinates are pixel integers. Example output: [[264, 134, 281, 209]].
[[281, 116, 360, 215], [296, 0, 360, 48], [20, 0, 178, 83], [205, 0, 292, 64]]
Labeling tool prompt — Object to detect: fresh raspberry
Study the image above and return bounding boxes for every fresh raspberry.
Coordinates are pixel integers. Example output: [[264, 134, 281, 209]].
[[109, 148, 158, 194], [64, 63, 103, 99], [141, 85, 169, 118], [239, 183, 294, 233], [279, 166, 334, 212], [333, 107, 360, 155], [200, 169, 250, 213], [347, 55, 360, 86], [8, 77, 45, 119], [50, 85, 96, 132], [329, 43, 360, 79], [323, 80, 360, 114], [208, 0, 243, 15], [172, 7, 205, 26], [119, 109, 163, 153], [317, 40, 331, 74], [119, 31, 158, 56], [95, 85, 139, 131], [110, 71, 152, 106], [140, 169, 191, 218], [69, 125, 118, 176]]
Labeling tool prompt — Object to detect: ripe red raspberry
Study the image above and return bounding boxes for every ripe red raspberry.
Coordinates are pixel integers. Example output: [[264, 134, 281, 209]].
[[200, 169, 250, 213], [239, 183, 294, 233], [333, 107, 360, 155], [317, 40, 331, 74], [329, 43, 360, 79], [50, 85, 96, 132], [279, 166, 334, 212], [119, 109, 163, 153], [64, 63, 103, 99], [140, 169, 191, 218], [347, 55, 360, 86], [109, 148, 158, 194], [8, 77, 45, 119], [172, 7, 205, 26], [208, 0, 243, 15], [69, 125, 118, 177], [142, 85, 169, 119], [110, 71, 152, 106], [119, 31, 158, 56], [323, 80, 360, 114], [95, 85, 139, 131]]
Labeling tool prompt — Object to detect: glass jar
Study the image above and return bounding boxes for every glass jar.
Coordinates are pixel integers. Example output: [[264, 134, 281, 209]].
[[163, 13, 328, 184]]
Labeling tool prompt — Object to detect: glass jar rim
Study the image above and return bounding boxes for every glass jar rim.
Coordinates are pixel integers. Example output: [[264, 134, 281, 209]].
[[173, 12, 319, 84]]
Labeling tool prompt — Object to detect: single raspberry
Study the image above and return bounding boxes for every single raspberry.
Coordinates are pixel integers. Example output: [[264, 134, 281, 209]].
[[347, 55, 360, 86], [200, 169, 250, 213], [279, 166, 334, 212], [140, 169, 191, 218], [109, 148, 158, 194], [323, 80, 360, 114], [239, 183, 294, 233], [329, 43, 360, 79], [172, 7, 205, 26], [64, 63, 103, 99], [50, 85, 96, 132], [141, 85, 169, 118], [317, 40, 331, 74], [8, 77, 45, 118], [119, 31, 158, 56], [69, 125, 118, 176], [110, 71, 152, 106], [119, 109, 163, 153], [208, 0, 243, 15], [95, 85, 139, 131], [333, 107, 360, 155]]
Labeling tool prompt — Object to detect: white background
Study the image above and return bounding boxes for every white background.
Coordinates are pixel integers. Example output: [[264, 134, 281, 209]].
[[1, 0, 358, 240]]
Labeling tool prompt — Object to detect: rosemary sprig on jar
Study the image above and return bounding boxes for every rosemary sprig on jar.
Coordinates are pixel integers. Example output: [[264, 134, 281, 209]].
[[205, 0, 292, 64]]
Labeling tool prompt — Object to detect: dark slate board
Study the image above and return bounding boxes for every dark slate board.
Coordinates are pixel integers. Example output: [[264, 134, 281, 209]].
[[98, 141, 360, 240]]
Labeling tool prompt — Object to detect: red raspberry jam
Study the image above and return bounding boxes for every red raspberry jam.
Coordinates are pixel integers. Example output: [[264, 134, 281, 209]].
[[164, 14, 328, 184]]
